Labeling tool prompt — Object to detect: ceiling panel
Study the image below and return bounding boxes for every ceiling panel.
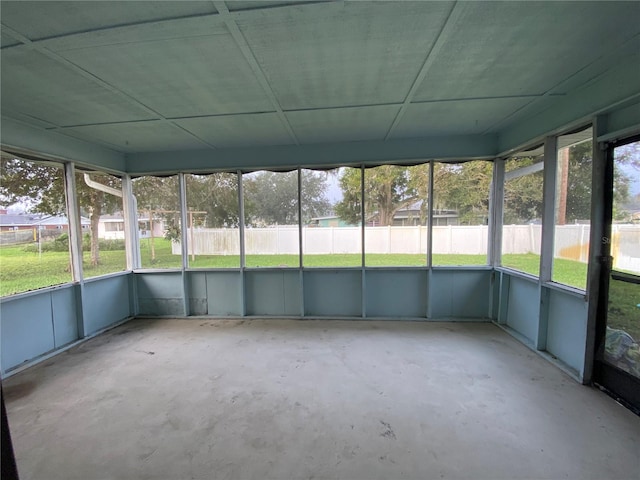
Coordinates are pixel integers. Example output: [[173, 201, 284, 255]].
[[63, 121, 205, 153], [287, 105, 400, 144], [415, 1, 640, 101], [238, 1, 453, 110], [59, 34, 274, 118], [0, 1, 217, 41], [0, 49, 154, 127], [176, 113, 294, 148], [391, 98, 533, 138]]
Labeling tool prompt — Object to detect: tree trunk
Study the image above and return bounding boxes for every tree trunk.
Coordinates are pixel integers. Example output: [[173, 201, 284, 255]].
[[90, 192, 103, 266]]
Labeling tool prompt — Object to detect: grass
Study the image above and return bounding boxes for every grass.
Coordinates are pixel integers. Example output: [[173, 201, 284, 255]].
[[0, 238, 609, 297], [607, 277, 640, 341]]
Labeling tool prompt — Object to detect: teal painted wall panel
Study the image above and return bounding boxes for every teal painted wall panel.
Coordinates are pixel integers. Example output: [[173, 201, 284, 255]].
[[206, 272, 241, 316], [136, 272, 184, 316], [1, 293, 54, 371], [430, 269, 491, 318], [365, 269, 427, 318], [188, 272, 208, 316], [84, 275, 131, 333], [51, 286, 79, 347], [545, 288, 588, 376], [245, 270, 301, 316], [304, 270, 362, 317], [505, 275, 539, 344]]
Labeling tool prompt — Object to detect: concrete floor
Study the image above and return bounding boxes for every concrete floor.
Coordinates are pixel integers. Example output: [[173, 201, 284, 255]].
[[4, 319, 639, 480]]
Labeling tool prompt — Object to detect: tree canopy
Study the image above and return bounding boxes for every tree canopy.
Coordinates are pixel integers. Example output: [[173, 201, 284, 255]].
[[0, 158, 122, 265]]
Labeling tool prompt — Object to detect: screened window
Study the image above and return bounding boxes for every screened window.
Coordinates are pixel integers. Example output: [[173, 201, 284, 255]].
[[303, 167, 359, 267], [243, 170, 300, 268], [432, 161, 491, 266], [132, 175, 181, 269], [185, 173, 240, 268], [501, 152, 545, 276], [0, 156, 72, 295], [364, 164, 428, 266], [77, 171, 126, 278], [552, 128, 592, 289]]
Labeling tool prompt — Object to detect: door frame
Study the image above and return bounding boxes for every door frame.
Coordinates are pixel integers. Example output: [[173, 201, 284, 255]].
[[592, 134, 640, 413]]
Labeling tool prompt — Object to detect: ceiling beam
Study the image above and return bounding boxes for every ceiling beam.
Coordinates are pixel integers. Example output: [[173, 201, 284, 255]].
[[0, 24, 218, 150], [1, 116, 125, 172], [212, 1, 299, 145], [126, 134, 498, 175], [384, 1, 466, 140]]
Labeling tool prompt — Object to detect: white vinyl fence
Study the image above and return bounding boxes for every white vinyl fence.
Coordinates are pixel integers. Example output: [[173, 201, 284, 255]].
[[172, 224, 640, 272]]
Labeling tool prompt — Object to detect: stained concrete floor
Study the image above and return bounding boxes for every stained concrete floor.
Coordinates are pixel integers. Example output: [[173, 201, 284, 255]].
[[3, 319, 640, 480]]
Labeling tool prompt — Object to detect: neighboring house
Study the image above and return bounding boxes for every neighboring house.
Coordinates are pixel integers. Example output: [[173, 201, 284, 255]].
[[0, 210, 90, 231], [99, 213, 165, 240], [392, 201, 459, 227], [309, 202, 460, 227], [308, 216, 358, 228]]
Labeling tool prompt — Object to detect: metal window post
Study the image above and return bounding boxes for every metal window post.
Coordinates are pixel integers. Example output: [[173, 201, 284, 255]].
[[179, 173, 190, 316], [488, 159, 505, 267], [238, 170, 246, 316], [539, 136, 558, 283], [121, 174, 140, 271], [63, 162, 83, 283], [361, 165, 366, 318]]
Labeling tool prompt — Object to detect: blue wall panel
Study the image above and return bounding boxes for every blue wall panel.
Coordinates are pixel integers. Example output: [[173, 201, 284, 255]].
[[430, 269, 491, 319], [245, 270, 301, 316], [187, 272, 208, 316], [505, 275, 539, 344], [84, 275, 131, 334], [304, 270, 362, 317], [206, 271, 241, 316], [1, 293, 54, 371], [545, 288, 588, 375], [365, 269, 427, 318], [136, 272, 184, 316], [51, 286, 79, 348]]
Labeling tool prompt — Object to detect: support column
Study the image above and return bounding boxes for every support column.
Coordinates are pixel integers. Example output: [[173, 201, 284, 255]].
[[583, 115, 610, 383], [63, 162, 85, 337]]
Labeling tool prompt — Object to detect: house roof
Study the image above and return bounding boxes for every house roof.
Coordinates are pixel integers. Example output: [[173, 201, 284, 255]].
[[0, 213, 90, 226]]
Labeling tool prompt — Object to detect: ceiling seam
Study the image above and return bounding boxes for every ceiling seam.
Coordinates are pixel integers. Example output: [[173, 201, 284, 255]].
[[482, 31, 640, 135], [0, 13, 225, 53], [383, 1, 467, 141], [213, 1, 300, 145], [1, 24, 220, 150]]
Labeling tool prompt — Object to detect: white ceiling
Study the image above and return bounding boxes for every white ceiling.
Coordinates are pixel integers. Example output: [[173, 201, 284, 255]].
[[1, 1, 639, 156]]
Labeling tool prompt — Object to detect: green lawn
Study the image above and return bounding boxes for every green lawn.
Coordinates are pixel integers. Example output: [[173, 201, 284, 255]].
[[607, 277, 640, 341], [0, 238, 600, 296]]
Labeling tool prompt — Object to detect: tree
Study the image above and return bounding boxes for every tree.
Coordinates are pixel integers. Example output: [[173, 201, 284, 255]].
[[433, 162, 492, 224], [185, 173, 240, 227], [335, 166, 424, 226], [503, 157, 545, 224], [0, 157, 121, 266], [243, 170, 331, 226]]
